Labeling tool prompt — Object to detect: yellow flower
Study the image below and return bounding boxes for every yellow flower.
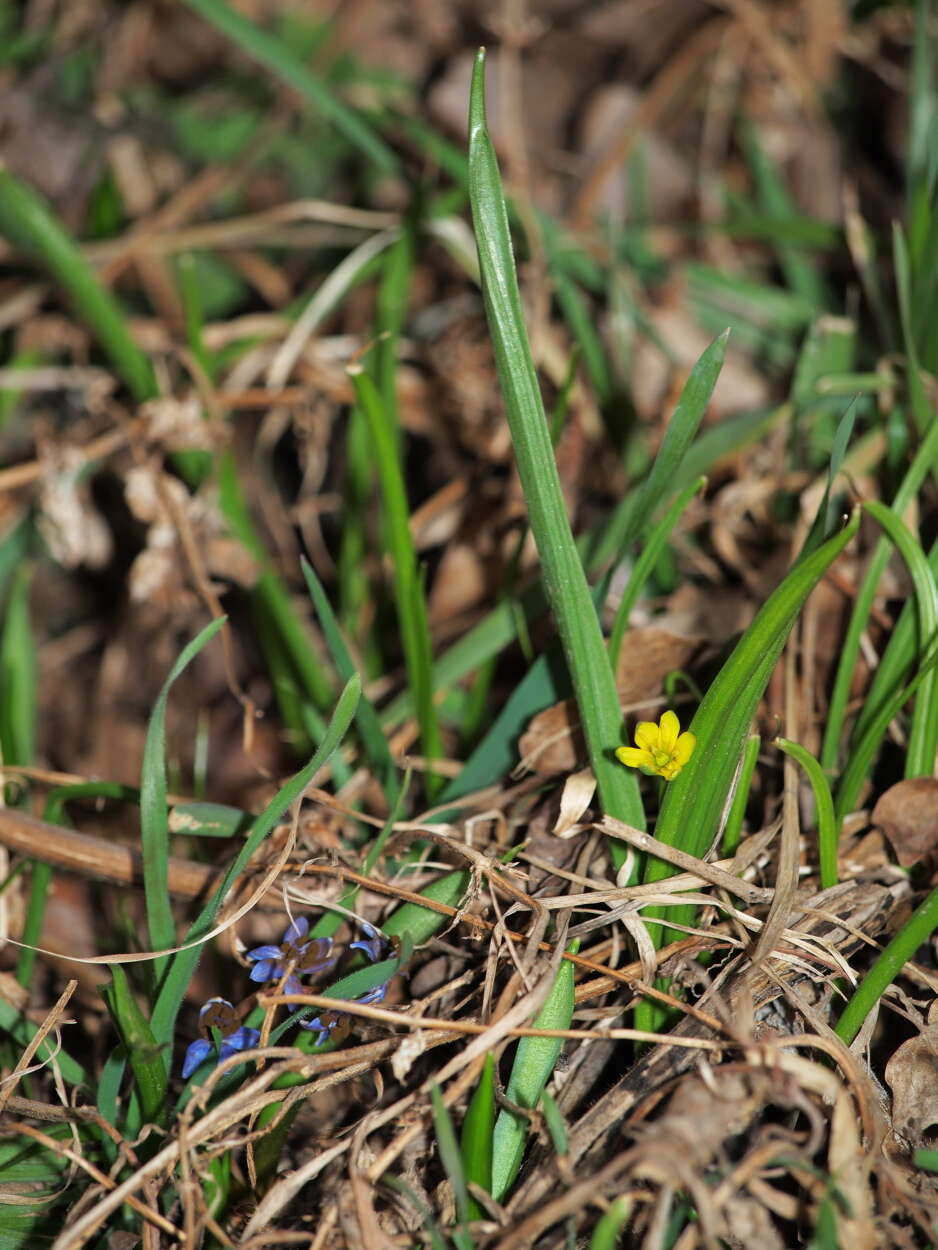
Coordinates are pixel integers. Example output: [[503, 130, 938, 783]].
[[615, 710, 695, 781]]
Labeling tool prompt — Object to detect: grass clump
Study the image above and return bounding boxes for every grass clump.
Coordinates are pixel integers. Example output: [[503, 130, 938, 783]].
[[0, 5, 934, 1249]]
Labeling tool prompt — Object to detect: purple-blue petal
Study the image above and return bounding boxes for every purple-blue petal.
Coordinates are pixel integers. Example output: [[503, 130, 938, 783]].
[[298, 1016, 333, 1045], [248, 959, 279, 983], [219, 1027, 261, 1062], [304, 958, 337, 979], [350, 922, 385, 962], [283, 974, 303, 998], [246, 944, 282, 963], [181, 1038, 213, 1079], [357, 982, 388, 1006], [282, 916, 309, 944]]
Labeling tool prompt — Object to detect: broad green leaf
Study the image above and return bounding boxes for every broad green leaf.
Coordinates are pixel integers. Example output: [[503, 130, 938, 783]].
[[642, 511, 861, 945], [102, 965, 167, 1127], [491, 944, 577, 1201]]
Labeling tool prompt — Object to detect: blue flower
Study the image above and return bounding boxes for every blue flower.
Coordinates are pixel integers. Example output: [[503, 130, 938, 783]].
[[181, 998, 261, 1079], [356, 981, 388, 1006], [298, 1015, 336, 1046], [349, 921, 387, 964], [246, 917, 334, 988]]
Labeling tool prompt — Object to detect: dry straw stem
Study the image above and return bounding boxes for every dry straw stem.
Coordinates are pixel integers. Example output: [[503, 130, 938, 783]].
[[0, 805, 717, 1000], [258, 991, 726, 1052], [2, 1121, 176, 1240], [48, 1041, 412, 1250], [0, 980, 76, 1114]]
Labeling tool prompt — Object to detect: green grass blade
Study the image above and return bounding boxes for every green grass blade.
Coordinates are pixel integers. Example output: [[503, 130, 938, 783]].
[[592, 332, 728, 574], [149, 673, 361, 1064], [821, 416, 938, 772], [182, 0, 398, 175], [430, 1084, 474, 1242], [490, 942, 577, 1202], [795, 397, 856, 562], [301, 557, 399, 802], [835, 887, 938, 1044], [168, 801, 251, 837], [338, 400, 373, 647], [0, 170, 157, 402], [218, 450, 334, 712], [460, 1053, 495, 1220], [553, 271, 611, 406], [721, 733, 761, 857], [374, 226, 414, 428], [893, 225, 934, 436], [351, 368, 443, 800], [2, 563, 41, 987], [468, 48, 642, 833], [140, 617, 227, 980], [590, 1199, 631, 1250], [102, 966, 168, 1127], [669, 404, 788, 496], [609, 476, 706, 667], [836, 641, 938, 824], [861, 501, 938, 778], [0, 562, 36, 771], [850, 536, 938, 750], [775, 738, 838, 889], [742, 121, 826, 309], [14, 863, 51, 990], [538, 1087, 568, 1158]]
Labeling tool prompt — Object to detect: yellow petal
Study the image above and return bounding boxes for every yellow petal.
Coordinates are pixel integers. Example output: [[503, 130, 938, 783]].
[[657, 710, 680, 751], [616, 746, 649, 769], [673, 731, 696, 765], [634, 722, 660, 751]]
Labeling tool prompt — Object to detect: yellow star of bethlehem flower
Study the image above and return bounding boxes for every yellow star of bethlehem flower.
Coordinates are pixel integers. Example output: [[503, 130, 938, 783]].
[[615, 710, 695, 781]]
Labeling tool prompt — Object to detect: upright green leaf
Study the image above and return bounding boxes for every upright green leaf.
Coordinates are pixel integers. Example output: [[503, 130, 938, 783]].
[[352, 368, 443, 800], [461, 1054, 495, 1220], [467, 49, 642, 835], [140, 617, 227, 978]]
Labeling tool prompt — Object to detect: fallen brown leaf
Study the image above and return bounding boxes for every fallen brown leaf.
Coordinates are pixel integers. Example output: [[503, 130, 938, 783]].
[[519, 627, 700, 775], [872, 778, 938, 868], [885, 1025, 938, 1149]]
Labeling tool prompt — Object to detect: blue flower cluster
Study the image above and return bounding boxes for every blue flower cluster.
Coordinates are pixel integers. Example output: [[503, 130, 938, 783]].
[[181, 998, 260, 1079], [181, 917, 391, 1079]]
